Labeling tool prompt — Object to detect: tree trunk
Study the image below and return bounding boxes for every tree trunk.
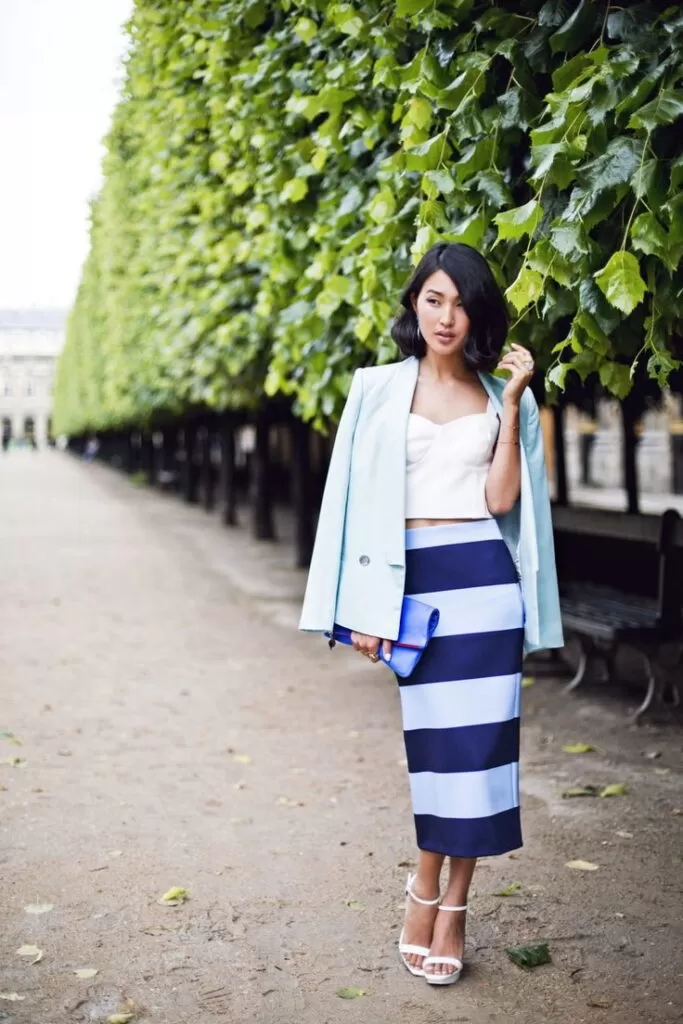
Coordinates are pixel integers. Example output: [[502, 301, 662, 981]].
[[182, 421, 200, 504], [200, 423, 216, 512], [157, 427, 177, 490], [552, 402, 569, 506], [291, 415, 313, 568], [219, 414, 238, 526], [252, 406, 275, 540], [620, 399, 640, 515]]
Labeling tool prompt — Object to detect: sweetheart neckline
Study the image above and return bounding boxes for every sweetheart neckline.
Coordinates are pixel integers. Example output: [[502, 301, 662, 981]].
[[409, 408, 492, 428]]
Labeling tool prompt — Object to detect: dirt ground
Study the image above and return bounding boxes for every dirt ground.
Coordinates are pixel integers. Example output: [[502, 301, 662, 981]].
[[1, 451, 681, 1024]]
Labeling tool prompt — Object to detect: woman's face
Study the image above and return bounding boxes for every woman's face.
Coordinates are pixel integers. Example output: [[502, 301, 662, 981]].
[[411, 269, 471, 358]]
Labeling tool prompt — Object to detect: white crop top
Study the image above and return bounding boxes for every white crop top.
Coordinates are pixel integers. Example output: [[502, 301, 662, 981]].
[[405, 401, 499, 519]]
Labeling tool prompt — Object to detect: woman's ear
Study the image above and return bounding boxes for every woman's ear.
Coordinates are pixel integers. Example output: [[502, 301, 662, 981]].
[[410, 292, 418, 314]]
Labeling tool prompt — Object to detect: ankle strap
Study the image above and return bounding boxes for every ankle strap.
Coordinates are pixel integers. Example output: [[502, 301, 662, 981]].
[[405, 873, 440, 907], [439, 903, 468, 912]]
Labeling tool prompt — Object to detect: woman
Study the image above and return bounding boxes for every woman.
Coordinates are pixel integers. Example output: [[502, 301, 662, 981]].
[[299, 242, 563, 986]]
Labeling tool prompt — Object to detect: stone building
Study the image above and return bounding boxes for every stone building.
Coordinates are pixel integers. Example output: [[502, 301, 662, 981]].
[[0, 309, 65, 447]]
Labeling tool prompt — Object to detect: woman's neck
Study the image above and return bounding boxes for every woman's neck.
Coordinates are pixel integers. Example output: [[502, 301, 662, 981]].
[[419, 352, 473, 384]]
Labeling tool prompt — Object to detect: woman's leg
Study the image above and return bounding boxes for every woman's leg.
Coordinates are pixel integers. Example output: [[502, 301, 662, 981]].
[[402, 849, 445, 971], [424, 856, 477, 977]]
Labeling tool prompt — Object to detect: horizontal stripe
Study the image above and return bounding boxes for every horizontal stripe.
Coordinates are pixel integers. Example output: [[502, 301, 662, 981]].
[[404, 718, 520, 775], [415, 807, 522, 857], [405, 540, 518, 595], [405, 519, 501, 550], [399, 628, 524, 686], [413, 583, 523, 638], [409, 762, 519, 820], [400, 673, 521, 731]]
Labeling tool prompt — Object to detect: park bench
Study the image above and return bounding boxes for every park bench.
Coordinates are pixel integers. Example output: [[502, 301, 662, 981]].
[[552, 505, 683, 722]]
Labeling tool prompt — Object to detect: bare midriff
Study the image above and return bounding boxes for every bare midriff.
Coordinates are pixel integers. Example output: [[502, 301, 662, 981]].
[[405, 517, 489, 528]]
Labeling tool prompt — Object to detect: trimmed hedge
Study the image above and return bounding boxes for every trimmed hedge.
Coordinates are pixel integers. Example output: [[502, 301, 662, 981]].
[[54, 0, 683, 435]]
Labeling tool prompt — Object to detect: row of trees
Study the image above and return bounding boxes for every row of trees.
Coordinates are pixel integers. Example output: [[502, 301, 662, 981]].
[[55, 1, 683, 444]]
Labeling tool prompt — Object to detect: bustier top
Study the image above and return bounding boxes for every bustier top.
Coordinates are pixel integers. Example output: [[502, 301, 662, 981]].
[[405, 401, 499, 519]]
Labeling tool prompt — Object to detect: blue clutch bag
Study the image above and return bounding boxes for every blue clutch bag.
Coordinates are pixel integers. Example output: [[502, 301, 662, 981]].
[[324, 596, 440, 678]]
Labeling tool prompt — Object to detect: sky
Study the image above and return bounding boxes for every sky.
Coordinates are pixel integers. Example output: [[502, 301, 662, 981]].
[[0, 0, 133, 311]]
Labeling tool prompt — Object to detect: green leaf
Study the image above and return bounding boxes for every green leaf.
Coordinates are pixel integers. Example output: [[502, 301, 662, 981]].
[[422, 169, 456, 198], [495, 199, 542, 241], [549, 0, 597, 54], [628, 89, 683, 131], [445, 212, 486, 248], [562, 785, 600, 798], [281, 178, 308, 203], [293, 17, 317, 43], [404, 133, 449, 171], [583, 137, 642, 193], [630, 213, 669, 263], [493, 881, 522, 897], [506, 267, 544, 312], [505, 943, 551, 969], [548, 363, 569, 390], [594, 251, 646, 315], [336, 987, 368, 999], [599, 361, 632, 399], [396, 0, 433, 16], [562, 743, 594, 754], [367, 188, 397, 224], [600, 783, 628, 798], [406, 97, 432, 130]]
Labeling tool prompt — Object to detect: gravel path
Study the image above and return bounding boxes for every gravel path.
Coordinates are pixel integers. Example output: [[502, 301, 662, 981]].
[[1, 451, 681, 1024]]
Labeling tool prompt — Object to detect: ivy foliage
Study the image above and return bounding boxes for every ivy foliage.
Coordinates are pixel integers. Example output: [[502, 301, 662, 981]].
[[54, 0, 683, 435]]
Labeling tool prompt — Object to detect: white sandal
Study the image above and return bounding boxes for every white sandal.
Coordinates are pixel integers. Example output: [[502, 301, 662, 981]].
[[423, 902, 468, 986], [398, 872, 441, 977]]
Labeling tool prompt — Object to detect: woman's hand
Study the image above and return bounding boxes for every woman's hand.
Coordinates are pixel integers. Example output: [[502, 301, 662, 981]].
[[497, 343, 535, 406], [350, 632, 393, 664]]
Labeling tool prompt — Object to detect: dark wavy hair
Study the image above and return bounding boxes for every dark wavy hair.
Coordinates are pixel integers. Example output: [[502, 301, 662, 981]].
[[390, 242, 508, 371]]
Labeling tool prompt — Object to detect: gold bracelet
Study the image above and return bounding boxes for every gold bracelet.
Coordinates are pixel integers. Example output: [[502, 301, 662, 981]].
[[497, 439, 520, 445]]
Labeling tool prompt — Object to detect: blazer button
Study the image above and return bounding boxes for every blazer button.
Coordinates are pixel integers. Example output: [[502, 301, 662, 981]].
[[359, 555, 370, 566]]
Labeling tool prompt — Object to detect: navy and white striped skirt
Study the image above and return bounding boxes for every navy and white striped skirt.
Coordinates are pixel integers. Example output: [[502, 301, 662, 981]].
[[398, 520, 525, 858]]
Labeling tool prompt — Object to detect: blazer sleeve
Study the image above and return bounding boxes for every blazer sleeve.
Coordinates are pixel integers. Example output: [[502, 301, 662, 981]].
[[522, 389, 564, 650], [298, 369, 364, 632]]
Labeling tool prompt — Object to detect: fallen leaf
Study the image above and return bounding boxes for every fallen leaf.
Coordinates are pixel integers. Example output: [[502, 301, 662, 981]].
[[16, 945, 43, 964], [108, 1015, 135, 1024], [600, 783, 627, 798], [493, 881, 522, 897], [562, 785, 599, 798], [0, 783, 7, 791], [344, 899, 364, 910], [587, 997, 613, 1008], [108, 850, 123, 858], [233, 782, 246, 790], [644, 750, 661, 760], [566, 860, 599, 871], [521, 676, 535, 688], [615, 831, 633, 839], [24, 904, 54, 915], [672, 808, 682, 816], [276, 796, 304, 807], [562, 743, 594, 754], [0, 992, 26, 1001], [1, 757, 25, 766], [74, 968, 98, 979], [336, 988, 367, 999], [232, 753, 252, 764], [505, 942, 551, 969], [348, 730, 361, 738], [158, 886, 189, 906], [654, 767, 670, 776]]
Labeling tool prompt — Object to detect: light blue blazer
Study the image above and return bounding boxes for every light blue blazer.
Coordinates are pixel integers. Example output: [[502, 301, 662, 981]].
[[299, 356, 564, 654]]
